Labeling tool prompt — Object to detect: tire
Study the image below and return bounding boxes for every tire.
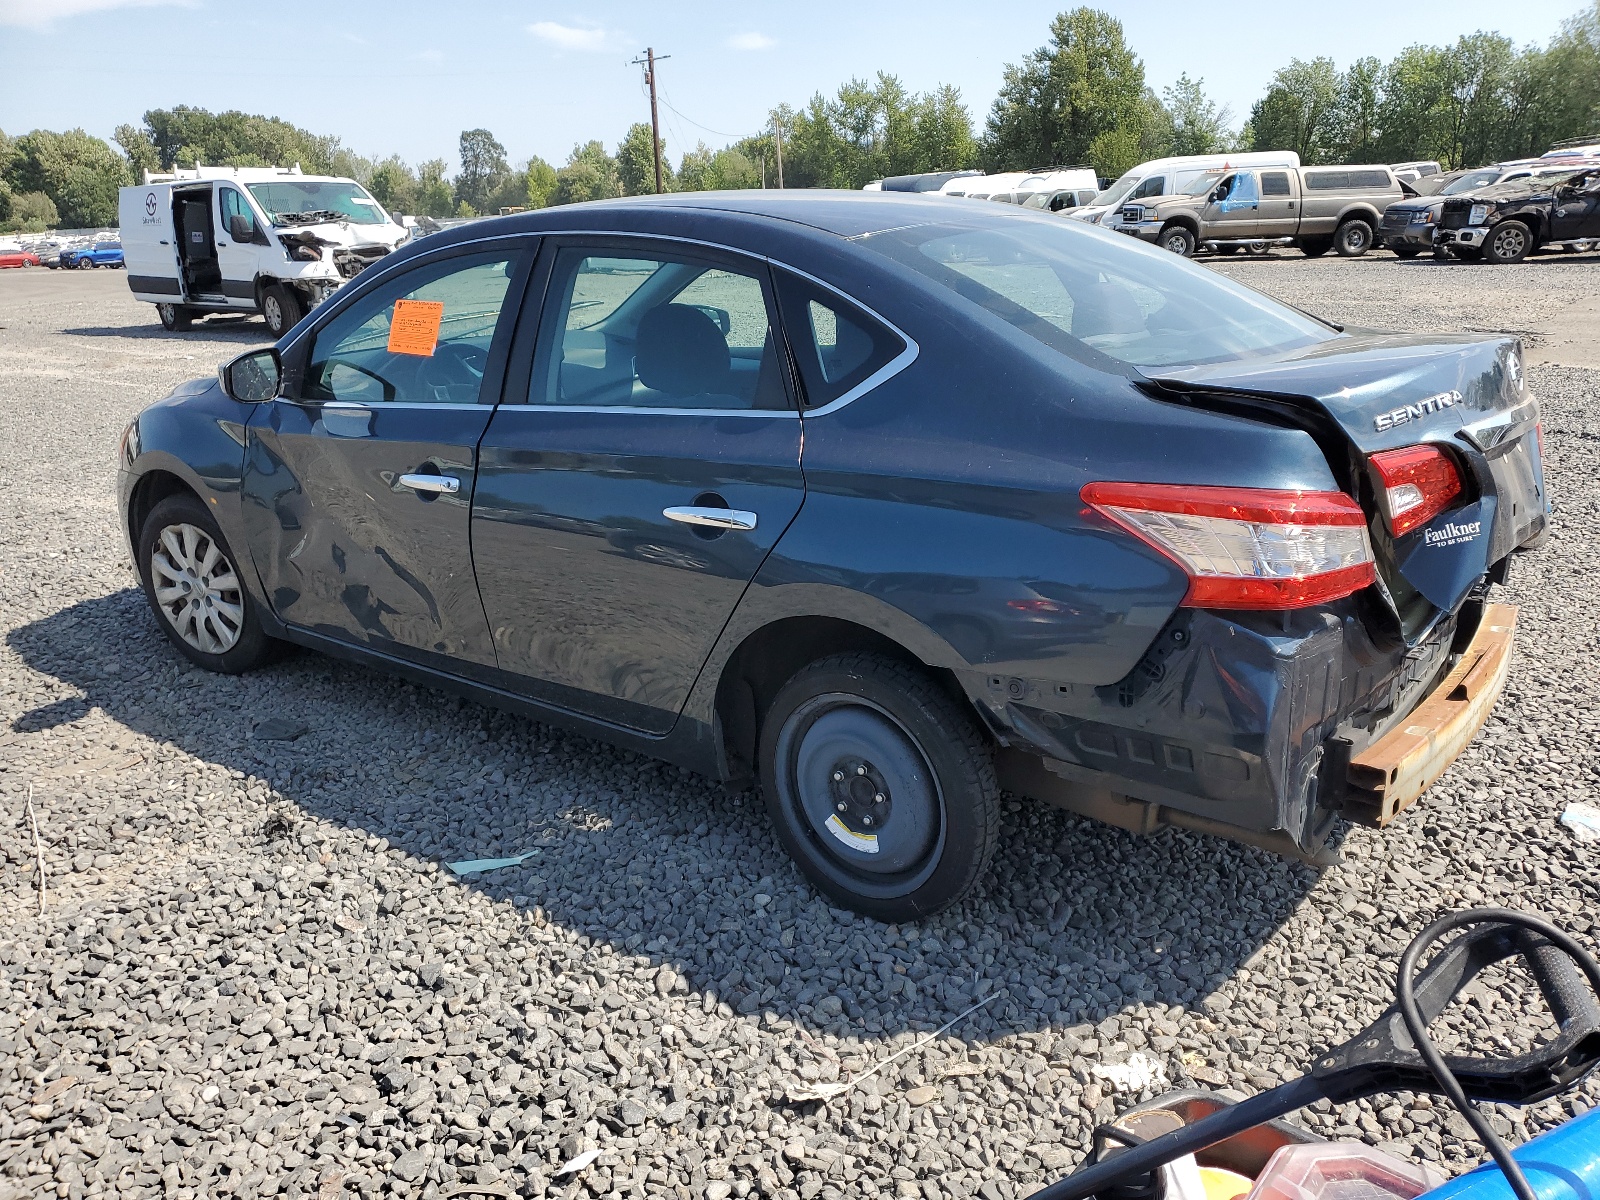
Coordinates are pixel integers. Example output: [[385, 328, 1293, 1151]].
[[156, 302, 193, 332], [1299, 238, 1332, 257], [1485, 220, 1532, 264], [1334, 219, 1374, 257], [1213, 245, 1241, 256], [21, 260, 32, 268], [1455, 246, 1485, 262], [136, 493, 274, 674], [79, 256, 96, 269], [758, 653, 999, 922], [261, 284, 303, 338], [1392, 246, 1422, 260], [1159, 225, 1197, 257]]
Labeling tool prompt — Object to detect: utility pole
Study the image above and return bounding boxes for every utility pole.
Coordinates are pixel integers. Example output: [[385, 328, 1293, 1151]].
[[773, 116, 784, 189], [630, 48, 670, 194]]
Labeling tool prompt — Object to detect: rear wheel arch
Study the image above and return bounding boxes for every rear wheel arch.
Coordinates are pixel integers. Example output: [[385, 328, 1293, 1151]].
[[712, 615, 988, 783]]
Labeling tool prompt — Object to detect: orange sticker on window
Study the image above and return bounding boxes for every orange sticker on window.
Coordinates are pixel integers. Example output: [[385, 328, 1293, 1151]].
[[387, 298, 445, 357]]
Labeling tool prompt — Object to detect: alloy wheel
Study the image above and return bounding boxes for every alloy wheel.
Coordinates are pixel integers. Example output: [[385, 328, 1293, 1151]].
[[1492, 225, 1527, 259], [150, 523, 245, 654]]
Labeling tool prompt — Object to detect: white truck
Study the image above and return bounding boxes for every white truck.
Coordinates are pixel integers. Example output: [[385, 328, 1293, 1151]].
[[119, 165, 409, 336]]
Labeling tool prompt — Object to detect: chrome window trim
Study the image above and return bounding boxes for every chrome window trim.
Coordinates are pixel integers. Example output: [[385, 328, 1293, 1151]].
[[499, 405, 798, 420], [284, 225, 921, 417]]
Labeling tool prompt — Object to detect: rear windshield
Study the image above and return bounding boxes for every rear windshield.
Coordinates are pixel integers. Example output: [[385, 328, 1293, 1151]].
[[861, 219, 1334, 371], [247, 181, 389, 226]]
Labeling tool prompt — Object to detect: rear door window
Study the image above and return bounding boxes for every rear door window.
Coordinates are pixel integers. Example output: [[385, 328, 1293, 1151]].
[[1261, 172, 1292, 197], [773, 272, 907, 409]]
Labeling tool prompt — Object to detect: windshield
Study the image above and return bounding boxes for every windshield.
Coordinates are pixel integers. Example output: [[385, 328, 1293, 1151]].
[[1183, 171, 1227, 195], [1091, 171, 1141, 209], [246, 181, 389, 226], [1441, 170, 1503, 196], [862, 220, 1334, 371]]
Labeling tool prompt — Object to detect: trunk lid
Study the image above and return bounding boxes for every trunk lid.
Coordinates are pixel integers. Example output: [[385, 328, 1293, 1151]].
[[1150, 332, 1545, 619]]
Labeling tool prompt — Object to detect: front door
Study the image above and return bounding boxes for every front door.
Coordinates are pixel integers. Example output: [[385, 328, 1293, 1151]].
[[472, 239, 806, 733], [241, 242, 531, 671], [1551, 170, 1600, 241], [1205, 171, 1262, 239], [215, 186, 261, 306]]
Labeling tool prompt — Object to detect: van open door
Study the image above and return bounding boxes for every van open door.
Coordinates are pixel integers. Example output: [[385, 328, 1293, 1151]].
[[118, 184, 184, 303]]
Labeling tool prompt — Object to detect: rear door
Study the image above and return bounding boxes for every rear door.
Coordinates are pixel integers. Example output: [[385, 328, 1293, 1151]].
[[471, 237, 805, 734], [241, 239, 532, 672], [119, 184, 182, 299], [1256, 170, 1300, 238]]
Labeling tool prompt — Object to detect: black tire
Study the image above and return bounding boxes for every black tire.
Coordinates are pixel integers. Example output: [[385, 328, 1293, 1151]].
[[261, 283, 303, 338], [136, 493, 275, 674], [1213, 245, 1241, 256], [1392, 246, 1422, 260], [1334, 219, 1374, 257], [156, 302, 193, 332], [1159, 225, 1197, 257], [1455, 245, 1485, 262], [758, 653, 999, 922], [1300, 238, 1332, 257], [78, 256, 96, 269], [1484, 220, 1532, 264]]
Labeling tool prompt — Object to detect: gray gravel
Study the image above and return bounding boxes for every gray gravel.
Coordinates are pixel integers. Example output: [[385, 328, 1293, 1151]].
[[2, 261, 1598, 1200]]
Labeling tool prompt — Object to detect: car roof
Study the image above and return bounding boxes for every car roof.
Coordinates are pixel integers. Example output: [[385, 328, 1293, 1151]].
[[425, 190, 1074, 245]]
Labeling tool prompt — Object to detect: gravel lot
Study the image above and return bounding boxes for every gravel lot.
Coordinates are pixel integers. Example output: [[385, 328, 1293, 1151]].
[[2, 253, 1598, 1200]]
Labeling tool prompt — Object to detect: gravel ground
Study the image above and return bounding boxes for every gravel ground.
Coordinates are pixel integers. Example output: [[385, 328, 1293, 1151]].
[[1, 258, 1598, 1200]]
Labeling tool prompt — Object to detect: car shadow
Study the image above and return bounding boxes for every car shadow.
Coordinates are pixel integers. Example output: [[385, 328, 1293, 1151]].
[[8, 589, 1323, 1049], [61, 318, 272, 345]]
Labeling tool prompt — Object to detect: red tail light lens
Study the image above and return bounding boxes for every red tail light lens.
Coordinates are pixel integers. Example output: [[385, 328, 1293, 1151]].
[[1081, 482, 1376, 610], [1369, 445, 1462, 536]]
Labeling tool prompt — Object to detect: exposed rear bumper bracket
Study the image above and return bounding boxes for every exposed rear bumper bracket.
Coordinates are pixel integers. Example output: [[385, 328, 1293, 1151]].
[[1345, 602, 1518, 826]]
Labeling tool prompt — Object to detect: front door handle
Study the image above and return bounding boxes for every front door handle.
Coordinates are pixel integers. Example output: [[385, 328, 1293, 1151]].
[[663, 506, 757, 531], [399, 473, 461, 495]]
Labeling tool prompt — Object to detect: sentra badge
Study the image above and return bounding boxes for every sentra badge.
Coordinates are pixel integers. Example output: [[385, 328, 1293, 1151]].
[[1375, 390, 1463, 433], [1424, 519, 1482, 547]]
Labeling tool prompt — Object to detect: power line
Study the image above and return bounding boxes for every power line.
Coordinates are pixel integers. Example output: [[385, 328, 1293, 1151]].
[[656, 90, 750, 141]]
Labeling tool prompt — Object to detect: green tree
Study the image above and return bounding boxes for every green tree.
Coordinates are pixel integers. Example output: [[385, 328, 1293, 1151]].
[[982, 8, 1158, 177], [1375, 45, 1453, 163], [367, 156, 420, 215], [135, 106, 342, 172], [1435, 33, 1520, 168], [417, 159, 456, 217], [618, 122, 672, 195], [0, 178, 11, 226], [6, 129, 129, 227], [1244, 58, 1342, 162], [781, 74, 976, 188], [113, 123, 160, 179], [11, 190, 60, 231], [553, 141, 620, 204], [455, 128, 509, 214], [1334, 57, 1383, 159], [1163, 74, 1232, 155], [525, 156, 559, 208]]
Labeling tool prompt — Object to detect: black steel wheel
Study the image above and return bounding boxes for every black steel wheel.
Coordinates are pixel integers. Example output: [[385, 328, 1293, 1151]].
[[137, 493, 275, 674], [1485, 220, 1532, 264], [1159, 225, 1197, 257], [1334, 219, 1374, 257], [759, 653, 998, 922]]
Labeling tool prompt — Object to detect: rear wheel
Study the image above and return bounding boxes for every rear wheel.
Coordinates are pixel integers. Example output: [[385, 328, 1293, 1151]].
[[156, 302, 193, 332], [136, 494, 274, 674], [261, 283, 302, 338], [1392, 246, 1422, 260], [1485, 220, 1532, 264], [1213, 245, 1241, 256], [1159, 225, 1197, 257], [1334, 219, 1374, 257], [1300, 238, 1332, 257], [759, 653, 999, 922]]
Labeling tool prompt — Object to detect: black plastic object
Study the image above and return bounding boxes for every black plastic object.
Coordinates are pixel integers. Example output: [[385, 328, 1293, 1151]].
[[1032, 910, 1600, 1200]]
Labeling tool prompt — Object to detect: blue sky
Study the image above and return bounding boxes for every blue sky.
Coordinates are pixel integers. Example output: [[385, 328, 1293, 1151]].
[[0, 0, 1584, 172]]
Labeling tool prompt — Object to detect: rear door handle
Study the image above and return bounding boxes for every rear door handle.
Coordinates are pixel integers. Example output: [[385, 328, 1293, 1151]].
[[663, 506, 757, 531], [399, 473, 461, 495]]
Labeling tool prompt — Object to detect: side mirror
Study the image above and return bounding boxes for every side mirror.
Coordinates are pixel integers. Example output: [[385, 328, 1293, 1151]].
[[692, 304, 732, 335], [219, 348, 281, 403], [228, 214, 254, 242]]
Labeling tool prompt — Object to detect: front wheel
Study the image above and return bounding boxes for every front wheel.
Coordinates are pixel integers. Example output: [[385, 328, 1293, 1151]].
[[156, 302, 193, 331], [261, 284, 303, 338], [759, 654, 999, 922], [136, 493, 275, 674], [1485, 220, 1532, 264], [1159, 225, 1197, 257], [1335, 219, 1374, 257]]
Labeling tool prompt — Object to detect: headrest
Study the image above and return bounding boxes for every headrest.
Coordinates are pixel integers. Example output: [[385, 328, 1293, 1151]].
[[635, 304, 730, 397]]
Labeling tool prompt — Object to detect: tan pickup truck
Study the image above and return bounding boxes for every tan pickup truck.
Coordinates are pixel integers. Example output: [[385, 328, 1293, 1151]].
[[1108, 165, 1412, 257]]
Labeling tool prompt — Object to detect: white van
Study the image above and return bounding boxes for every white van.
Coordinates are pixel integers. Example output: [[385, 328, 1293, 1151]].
[[119, 165, 409, 336], [1070, 151, 1302, 225], [938, 171, 1032, 200]]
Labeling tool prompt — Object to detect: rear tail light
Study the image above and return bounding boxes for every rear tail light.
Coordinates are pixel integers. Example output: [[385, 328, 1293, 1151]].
[[1082, 483, 1375, 610], [1369, 445, 1462, 536]]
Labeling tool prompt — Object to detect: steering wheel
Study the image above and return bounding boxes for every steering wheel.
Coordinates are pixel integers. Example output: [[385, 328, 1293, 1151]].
[[418, 341, 488, 395]]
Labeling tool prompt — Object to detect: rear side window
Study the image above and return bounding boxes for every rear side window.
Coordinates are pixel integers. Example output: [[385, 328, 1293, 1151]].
[[1305, 169, 1392, 190], [1261, 172, 1292, 197], [1132, 175, 1166, 199], [774, 272, 906, 408]]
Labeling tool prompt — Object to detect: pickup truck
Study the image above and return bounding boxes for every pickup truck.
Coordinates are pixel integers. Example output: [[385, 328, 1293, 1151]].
[[1435, 164, 1600, 262], [1110, 165, 1411, 257]]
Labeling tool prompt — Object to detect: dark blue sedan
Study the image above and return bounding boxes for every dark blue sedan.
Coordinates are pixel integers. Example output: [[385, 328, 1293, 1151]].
[[64, 241, 124, 269], [117, 193, 1546, 919]]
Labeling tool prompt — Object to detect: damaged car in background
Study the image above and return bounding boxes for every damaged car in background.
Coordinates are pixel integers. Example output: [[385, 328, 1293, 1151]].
[[118, 165, 409, 336], [117, 195, 1547, 919], [1435, 163, 1600, 262]]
